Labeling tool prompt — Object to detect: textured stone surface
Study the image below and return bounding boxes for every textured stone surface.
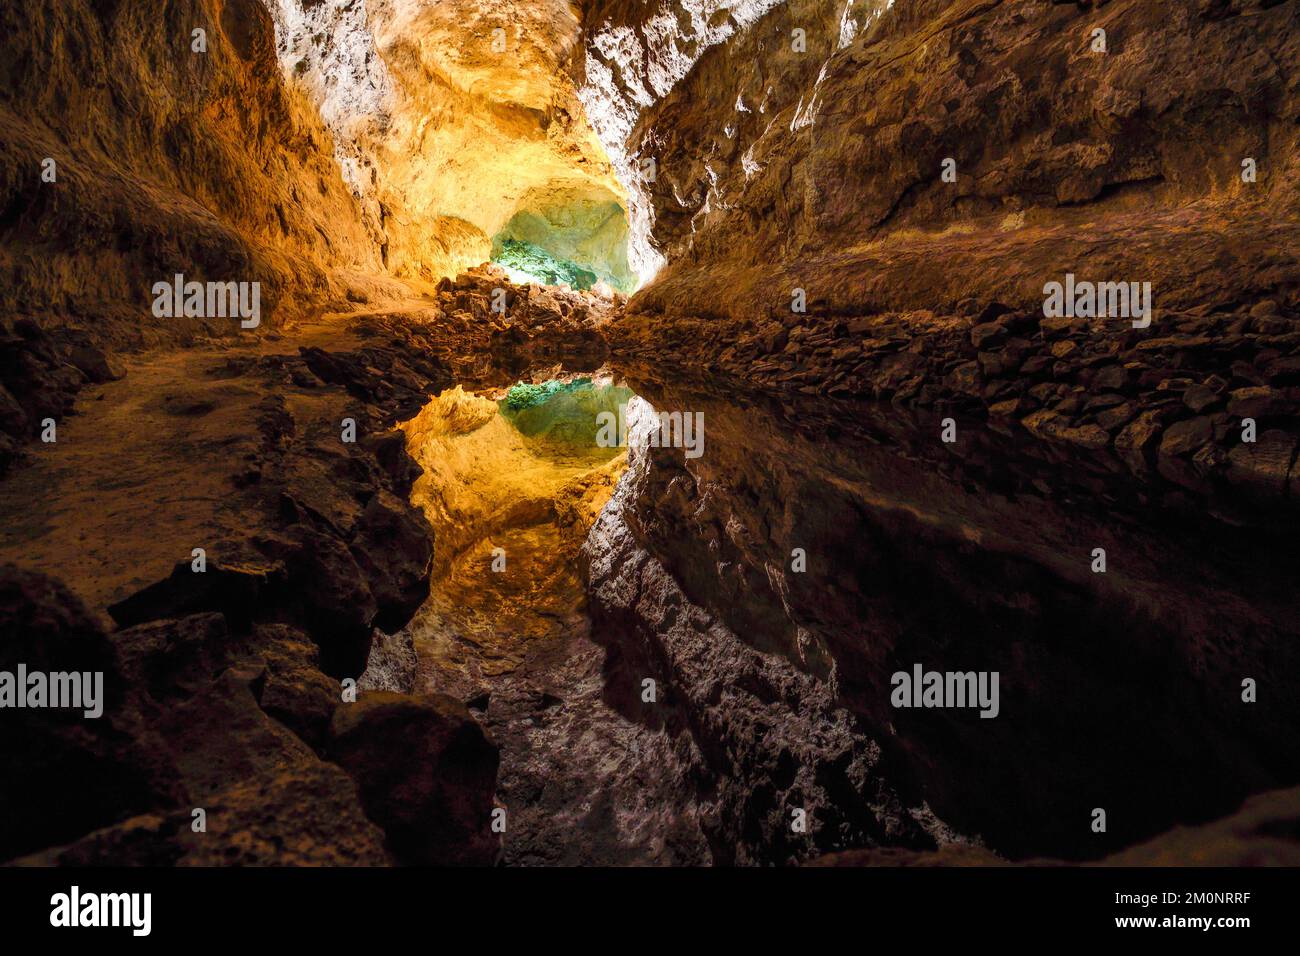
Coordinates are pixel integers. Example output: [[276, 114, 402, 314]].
[[582, 379, 1300, 862], [329, 691, 501, 865], [0, 0, 396, 340], [266, 0, 627, 282], [2, 0, 1298, 871], [813, 784, 1300, 867]]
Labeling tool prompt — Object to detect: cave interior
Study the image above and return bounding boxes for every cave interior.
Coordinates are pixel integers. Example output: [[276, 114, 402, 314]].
[[0, 0, 1298, 871]]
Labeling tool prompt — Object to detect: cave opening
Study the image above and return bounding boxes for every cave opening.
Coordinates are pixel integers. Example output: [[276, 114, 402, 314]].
[[489, 188, 635, 294]]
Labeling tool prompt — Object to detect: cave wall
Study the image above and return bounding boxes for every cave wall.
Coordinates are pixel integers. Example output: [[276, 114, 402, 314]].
[[587, 380, 1300, 861], [269, 0, 629, 284], [585, 0, 1299, 316], [578, 0, 1300, 863], [0, 0, 394, 345]]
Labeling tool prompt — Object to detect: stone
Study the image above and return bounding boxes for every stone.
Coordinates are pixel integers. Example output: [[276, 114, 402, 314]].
[[970, 322, 1006, 349], [108, 560, 286, 632], [329, 691, 500, 866], [1182, 383, 1220, 413], [1226, 430, 1297, 499], [0, 567, 176, 862], [1226, 386, 1281, 419], [1159, 416, 1213, 457], [1115, 411, 1165, 475]]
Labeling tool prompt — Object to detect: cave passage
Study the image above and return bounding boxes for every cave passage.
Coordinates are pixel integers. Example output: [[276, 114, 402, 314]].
[[3, 0, 1298, 878]]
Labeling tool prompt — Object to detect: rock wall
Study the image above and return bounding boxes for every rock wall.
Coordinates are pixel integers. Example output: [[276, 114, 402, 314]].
[[268, 0, 628, 283], [569, 0, 1300, 864], [586, 377, 1300, 862], [0, 0, 392, 344], [604, 0, 1298, 286], [0, 277, 556, 866]]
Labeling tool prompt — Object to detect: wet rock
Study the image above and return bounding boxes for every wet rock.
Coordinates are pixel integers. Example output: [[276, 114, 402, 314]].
[[113, 612, 233, 701], [1104, 785, 1300, 866], [247, 624, 341, 752], [1095, 402, 1138, 432], [1093, 366, 1128, 391], [811, 784, 1300, 867], [358, 628, 420, 694], [808, 844, 1010, 867], [970, 322, 1006, 349], [1159, 416, 1214, 457], [362, 429, 423, 496], [258, 526, 378, 679], [15, 762, 390, 867], [63, 344, 125, 384], [1227, 386, 1284, 419], [1115, 411, 1165, 475], [348, 489, 434, 633], [1021, 410, 1110, 450], [1183, 383, 1220, 413]]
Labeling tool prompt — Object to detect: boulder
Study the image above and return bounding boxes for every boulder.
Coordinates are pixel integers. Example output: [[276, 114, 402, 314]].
[[329, 691, 500, 865], [0, 566, 178, 862]]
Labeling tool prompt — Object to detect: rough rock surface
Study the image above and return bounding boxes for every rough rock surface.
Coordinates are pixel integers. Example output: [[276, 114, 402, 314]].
[[565, 0, 1300, 862], [0, 304, 512, 865], [2, 0, 1299, 870], [603, 0, 1300, 513], [811, 784, 1300, 867], [266, 0, 628, 282], [0, 0, 396, 338], [583, 378, 1300, 862], [391, 380, 713, 865], [1, 568, 393, 865], [329, 691, 500, 865]]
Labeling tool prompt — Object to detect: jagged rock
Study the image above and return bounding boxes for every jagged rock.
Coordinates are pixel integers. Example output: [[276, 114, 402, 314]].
[[358, 628, 420, 694], [363, 429, 424, 497], [1183, 384, 1220, 413], [107, 560, 286, 631], [348, 489, 434, 633], [1021, 410, 1110, 450], [1228, 386, 1285, 419], [113, 612, 233, 700], [1159, 417, 1214, 457], [0, 0, 392, 345], [811, 785, 1300, 867], [246, 624, 341, 753], [257, 526, 378, 679], [63, 343, 125, 384], [1, 0, 1297, 873], [1103, 785, 1300, 866], [0, 566, 178, 861], [969, 323, 1006, 349], [15, 762, 391, 867], [1114, 412, 1165, 475]]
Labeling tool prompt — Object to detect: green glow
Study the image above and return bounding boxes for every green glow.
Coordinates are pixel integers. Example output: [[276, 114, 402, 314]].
[[491, 238, 599, 291]]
